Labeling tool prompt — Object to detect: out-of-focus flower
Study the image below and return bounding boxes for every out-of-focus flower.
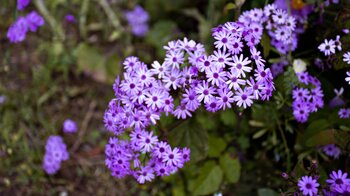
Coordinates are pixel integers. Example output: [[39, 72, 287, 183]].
[[26, 11, 45, 32], [65, 14, 76, 23], [7, 17, 28, 43], [329, 88, 345, 108], [322, 144, 341, 158], [17, 0, 30, 10], [293, 59, 307, 73], [125, 5, 149, 37], [343, 52, 350, 64], [42, 136, 69, 174], [63, 119, 78, 133]]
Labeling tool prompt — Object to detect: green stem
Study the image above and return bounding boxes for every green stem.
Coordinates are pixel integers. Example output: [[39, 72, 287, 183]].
[[33, 0, 65, 41], [79, 0, 90, 39], [278, 123, 291, 172], [98, 0, 123, 31]]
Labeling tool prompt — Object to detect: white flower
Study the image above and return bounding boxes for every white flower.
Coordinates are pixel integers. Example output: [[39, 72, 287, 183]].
[[293, 59, 307, 73]]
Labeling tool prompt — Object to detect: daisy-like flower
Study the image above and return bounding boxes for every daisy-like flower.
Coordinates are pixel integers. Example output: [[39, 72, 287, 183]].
[[226, 69, 246, 90], [298, 176, 319, 196], [152, 141, 171, 158], [334, 35, 342, 51], [164, 50, 184, 69], [272, 9, 287, 24], [293, 88, 310, 102], [229, 37, 243, 55], [182, 89, 200, 111], [195, 81, 216, 103], [162, 68, 182, 90], [198, 55, 213, 73], [150, 61, 168, 79], [275, 27, 291, 42], [214, 30, 233, 51], [211, 50, 233, 68], [136, 68, 154, 87], [217, 87, 234, 110], [139, 131, 158, 153], [334, 185, 350, 195], [163, 40, 179, 52], [322, 144, 341, 159], [250, 47, 265, 67], [162, 147, 183, 167], [338, 108, 350, 119], [205, 97, 220, 112], [137, 167, 155, 184], [123, 56, 140, 72], [318, 39, 336, 56], [144, 90, 167, 110], [206, 65, 227, 86], [343, 52, 350, 64], [233, 88, 254, 108], [346, 71, 350, 84], [326, 170, 350, 189], [173, 104, 192, 119], [231, 54, 252, 78]]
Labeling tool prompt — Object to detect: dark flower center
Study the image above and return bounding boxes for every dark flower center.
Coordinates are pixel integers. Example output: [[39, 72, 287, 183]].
[[130, 83, 136, 88], [159, 147, 165, 153], [222, 38, 228, 43], [165, 100, 170, 105], [223, 96, 228, 102], [170, 76, 176, 82], [152, 96, 158, 102], [218, 58, 224, 62], [141, 75, 146, 80], [336, 179, 343, 185], [305, 183, 312, 189], [169, 154, 174, 159], [204, 61, 210, 67], [213, 73, 219, 79], [203, 89, 209, 95], [241, 94, 247, 100], [237, 64, 242, 69], [145, 138, 150, 143], [210, 102, 217, 108], [172, 57, 177, 62]]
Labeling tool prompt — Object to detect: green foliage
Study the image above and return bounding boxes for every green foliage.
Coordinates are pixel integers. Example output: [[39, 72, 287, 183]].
[[190, 161, 223, 195]]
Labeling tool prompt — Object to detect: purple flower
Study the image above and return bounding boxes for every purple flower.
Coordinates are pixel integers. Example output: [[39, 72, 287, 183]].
[[334, 185, 350, 195], [137, 166, 154, 184], [17, 0, 30, 10], [7, 17, 28, 43], [345, 71, 350, 85], [162, 147, 183, 167], [139, 131, 158, 153], [326, 170, 350, 189], [338, 108, 350, 119], [26, 11, 44, 32], [65, 14, 76, 23], [322, 144, 341, 159], [63, 119, 78, 133], [125, 5, 149, 37], [298, 176, 319, 196], [233, 88, 254, 109], [318, 39, 336, 56], [42, 136, 69, 175]]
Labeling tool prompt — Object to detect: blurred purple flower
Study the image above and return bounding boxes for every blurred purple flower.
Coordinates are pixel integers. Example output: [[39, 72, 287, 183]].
[[125, 5, 149, 37], [17, 0, 30, 10], [42, 136, 69, 175], [322, 144, 341, 158], [26, 11, 45, 32], [65, 14, 76, 23], [63, 119, 78, 133], [7, 17, 28, 43]]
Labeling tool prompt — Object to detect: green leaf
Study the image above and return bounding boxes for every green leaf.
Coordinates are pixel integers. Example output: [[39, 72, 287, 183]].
[[219, 153, 241, 183], [146, 20, 179, 56], [252, 129, 268, 139], [192, 163, 223, 195], [207, 136, 227, 157], [305, 129, 336, 147], [302, 119, 331, 144], [257, 188, 279, 196], [75, 43, 106, 72], [169, 123, 208, 162], [261, 33, 271, 58], [220, 109, 236, 126]]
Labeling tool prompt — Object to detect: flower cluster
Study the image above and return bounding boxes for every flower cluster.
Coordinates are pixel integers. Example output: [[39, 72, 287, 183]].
[[124, 5, 149, 37], [7, 11, 44, 43], [283, 161, 350, 196], [104, 4, 288, 183], [292, 71, 324, 123], [42, 136, 69, 175], [298, 170, 350, 196], [63, 119, 78, 133]]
